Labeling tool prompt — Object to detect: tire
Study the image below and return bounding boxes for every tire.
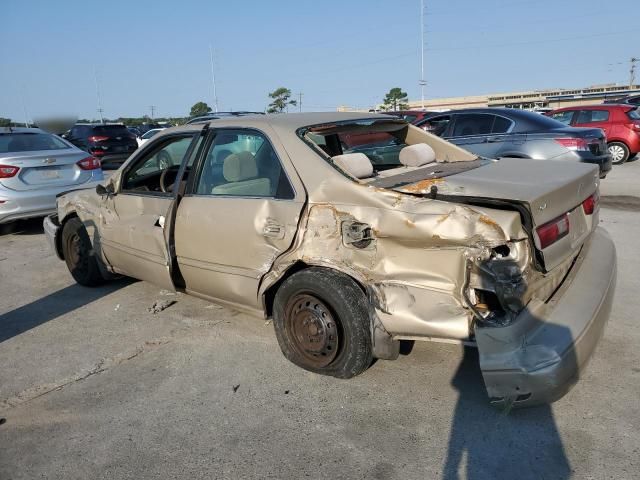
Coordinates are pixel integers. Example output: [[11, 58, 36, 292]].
[[608, 141, 629, 165], [273, 267, 373, 379], [61, 217, 105, 287]]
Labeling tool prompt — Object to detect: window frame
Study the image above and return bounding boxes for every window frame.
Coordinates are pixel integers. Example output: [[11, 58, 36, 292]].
[[549, 110, 576, 126], [185, 127, 296, 201], [119, 132, 199, 198]]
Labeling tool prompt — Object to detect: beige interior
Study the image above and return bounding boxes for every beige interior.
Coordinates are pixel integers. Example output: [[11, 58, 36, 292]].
[[331, 153, 374, 179], [211, 151, 271, 196]]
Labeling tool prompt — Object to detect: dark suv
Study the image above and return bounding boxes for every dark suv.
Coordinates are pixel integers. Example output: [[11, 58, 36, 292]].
[[65, 124, 138, 169]]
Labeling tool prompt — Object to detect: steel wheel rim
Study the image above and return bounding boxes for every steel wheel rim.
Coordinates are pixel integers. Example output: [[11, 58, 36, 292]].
[[284, 293, 339, 368], [67, 233, 87, 275], [609, 145, 625, 162]]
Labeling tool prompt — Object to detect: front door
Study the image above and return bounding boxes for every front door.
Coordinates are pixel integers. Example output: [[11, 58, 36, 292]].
[[174, 127, 306, 312], [99, 132, 200, 290]]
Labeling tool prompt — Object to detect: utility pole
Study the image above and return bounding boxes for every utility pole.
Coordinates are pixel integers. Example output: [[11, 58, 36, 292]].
[[209, 45, 219, 113], [298, 92, 303, 112], [419, 0, 426, 110], [93, 67, 104, 124], [149, 105, 156, 119], [630, 57, 638, 88]]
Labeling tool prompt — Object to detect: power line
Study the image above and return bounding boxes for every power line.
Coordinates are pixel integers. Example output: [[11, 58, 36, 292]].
[[149, 105, 156, 119], [298, 92, 303, 112]]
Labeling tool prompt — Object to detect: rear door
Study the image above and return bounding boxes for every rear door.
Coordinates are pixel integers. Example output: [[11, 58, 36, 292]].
[[174, 126, 306, 311], [98, 131, 202, 289], [573, 109, 611, 138], [447, 113, 499, 157]]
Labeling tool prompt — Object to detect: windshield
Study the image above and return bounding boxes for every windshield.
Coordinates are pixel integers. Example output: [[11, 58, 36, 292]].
[[0, 133, 71, 153], [627, 108, 640, 120]]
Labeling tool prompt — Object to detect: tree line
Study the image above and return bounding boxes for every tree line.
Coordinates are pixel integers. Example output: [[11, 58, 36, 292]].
[[0, 87, 412, 128]]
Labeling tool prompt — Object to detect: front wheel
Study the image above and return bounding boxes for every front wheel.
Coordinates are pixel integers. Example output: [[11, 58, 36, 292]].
[[608, 141, 629, 165], [61, 217, 105, 287], [273, 267, 373, 378]]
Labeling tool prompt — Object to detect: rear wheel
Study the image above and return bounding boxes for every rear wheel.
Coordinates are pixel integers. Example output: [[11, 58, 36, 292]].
[[608, 141, 629, 165], [273, 267, 373, 379], [61, 217, 105, 287]]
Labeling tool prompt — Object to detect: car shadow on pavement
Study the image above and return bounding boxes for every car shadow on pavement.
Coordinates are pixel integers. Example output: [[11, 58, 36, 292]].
[[0, 279, 131, 343], [442, 347, 572, 479], [0, 218, 45, 236]]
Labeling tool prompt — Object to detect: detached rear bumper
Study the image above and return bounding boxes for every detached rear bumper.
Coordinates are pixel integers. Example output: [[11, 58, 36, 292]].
[[475, 227, 616, 407]]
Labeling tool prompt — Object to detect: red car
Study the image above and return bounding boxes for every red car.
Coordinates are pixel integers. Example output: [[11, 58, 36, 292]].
[[546, 105, 640, 164]]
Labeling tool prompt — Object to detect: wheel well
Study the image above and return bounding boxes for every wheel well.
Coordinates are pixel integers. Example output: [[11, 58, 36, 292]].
[[262, 261, 368, 318], [607, 140, 629, 147], [57, 212, 79, 259]]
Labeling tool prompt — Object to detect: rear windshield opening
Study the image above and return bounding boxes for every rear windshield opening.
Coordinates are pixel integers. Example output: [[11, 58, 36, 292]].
[[304, 120, 411, 172], [0, 133, 70, 153]]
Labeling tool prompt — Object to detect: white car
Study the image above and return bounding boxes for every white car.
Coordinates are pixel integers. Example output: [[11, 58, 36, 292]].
[[136, 128, 166, 147]]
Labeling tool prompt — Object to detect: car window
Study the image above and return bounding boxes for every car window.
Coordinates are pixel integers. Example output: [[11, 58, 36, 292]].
[[452, 114, 494, 137], [492, 116, 512, 134], [195, 130, 293, 199], [141, 129, 161, 140], [549, 111, 574, 125], [627, 108, 640, 120], [122, 135, 194, 192], [0, 133, 70, 153], [421, 115, 451, 137], [92, 125, 129, 136], [575, 110, 609, 123]]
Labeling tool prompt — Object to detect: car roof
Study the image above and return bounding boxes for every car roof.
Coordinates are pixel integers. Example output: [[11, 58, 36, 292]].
[[0, 127, 46, 134], [551, 104, 633, 111], [178, 112, 399, 130]]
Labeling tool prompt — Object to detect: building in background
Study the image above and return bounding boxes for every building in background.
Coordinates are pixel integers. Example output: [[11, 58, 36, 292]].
[[338, 83, 640, 112]]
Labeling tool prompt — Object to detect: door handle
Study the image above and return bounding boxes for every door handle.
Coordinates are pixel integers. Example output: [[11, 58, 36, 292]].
[[262, 219, 284, 239], [486, 136, 502, 143]]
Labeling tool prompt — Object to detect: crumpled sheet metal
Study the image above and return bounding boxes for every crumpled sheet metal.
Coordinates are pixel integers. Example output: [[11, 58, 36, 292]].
[[260, 180, 527, 340]]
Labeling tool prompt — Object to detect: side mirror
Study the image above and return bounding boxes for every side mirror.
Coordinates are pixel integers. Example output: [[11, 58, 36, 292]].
[[96, 183, 115, 197]]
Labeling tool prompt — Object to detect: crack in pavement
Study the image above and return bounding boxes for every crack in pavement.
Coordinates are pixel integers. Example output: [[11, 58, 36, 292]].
[[0, 338, 171, 411]]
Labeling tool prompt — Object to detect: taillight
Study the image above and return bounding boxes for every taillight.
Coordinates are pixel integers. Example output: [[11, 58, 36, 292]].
[[88, 135, 109, 142], [582, 192, 599, 215], [627, 122, 640, 131], [91, 150, 105, 156], [0, 165, 20, 178], [77, 156, 101, 170], [536, 214, 570, 249], [554, 137, 589, 151]]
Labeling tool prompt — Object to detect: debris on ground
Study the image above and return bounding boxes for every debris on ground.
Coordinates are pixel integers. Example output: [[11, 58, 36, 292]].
[[232, 384, 240, 393], [114, 304, 120, 312], [159, 289, 178, 296], [205, 304, 223, 310], [147, 300, 177, 314], [0, 418, 6, 425], [264, 320, 272, 326]]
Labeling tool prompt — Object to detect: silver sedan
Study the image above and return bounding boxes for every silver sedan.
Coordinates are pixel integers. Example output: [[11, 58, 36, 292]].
[[0, 127, 104, 225]]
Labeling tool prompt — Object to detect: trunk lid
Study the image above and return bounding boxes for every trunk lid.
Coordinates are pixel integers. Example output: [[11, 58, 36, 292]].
[[0, 149, 94, 191], [396, 158, 599, 271]]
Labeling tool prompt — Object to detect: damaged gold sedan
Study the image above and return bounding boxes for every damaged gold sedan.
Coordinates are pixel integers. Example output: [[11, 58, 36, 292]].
[[44, 113, 616, 407]]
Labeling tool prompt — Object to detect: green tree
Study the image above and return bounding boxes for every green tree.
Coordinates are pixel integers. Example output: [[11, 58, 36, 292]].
[[190, 101, 212, 117], [267, 87, 297, 113], [0, 118, 11, 127], [382, 87, 409, 111]]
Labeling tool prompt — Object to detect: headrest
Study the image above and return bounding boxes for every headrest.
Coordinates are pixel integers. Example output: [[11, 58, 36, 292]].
[[399, 143, 436, 167], [223, 151, 258, 182], [332, 153, 373, 179]]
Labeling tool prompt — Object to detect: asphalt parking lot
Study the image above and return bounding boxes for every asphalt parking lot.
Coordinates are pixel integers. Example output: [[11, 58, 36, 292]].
[[1, 160, 639, 479]]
